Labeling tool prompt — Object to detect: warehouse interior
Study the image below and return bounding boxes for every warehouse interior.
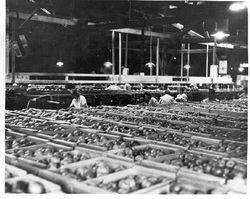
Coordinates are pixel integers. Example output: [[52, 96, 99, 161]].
[[5, 0, 249, 194]]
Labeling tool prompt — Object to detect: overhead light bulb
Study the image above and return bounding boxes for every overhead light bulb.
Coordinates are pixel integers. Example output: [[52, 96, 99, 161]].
[[229, 2, 247, 11], [238, 67, 244, 72], [211, 31, 230, 40], [145, 62, 155, 68], [104, 61, 112, 68], [56, 61, 64, 67], [184, 65, 191, 70]]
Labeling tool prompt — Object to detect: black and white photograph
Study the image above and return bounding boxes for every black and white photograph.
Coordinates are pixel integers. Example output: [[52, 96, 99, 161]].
[[3, 0, 249, 195]]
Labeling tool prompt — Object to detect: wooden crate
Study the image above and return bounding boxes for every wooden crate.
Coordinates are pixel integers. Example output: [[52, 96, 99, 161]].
[[38, 156, 135, 193], [5, 174, 62, 193], [6, 126, 38, 136], [5, 153, 18, 165], [140, 158, 180, 174], [152, 141, 188, 151], [34, 147, 106, 171], [36, 126, 77, 136], [108, 130, 134, 137], [5, 136, 49, 152], [5, 130, 27, 139], [145, 176, 225, 194], [6, 142, 72, 162], [190, 148, 229, 157], [85, 165, 175, 194], [107, 144, 182, 162], [77, 133, 121, 151], [5, 164, 27, 179], [177, 168, 226, 184], [190, 135, 221, 145], [210, 109, 247, 118]]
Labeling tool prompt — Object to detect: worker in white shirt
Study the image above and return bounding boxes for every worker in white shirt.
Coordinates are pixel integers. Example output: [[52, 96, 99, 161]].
[[159, 90, 176, 105], [175, 87, 188, 102], [69, 89, 88, 108], [143, 92, 159, 106]]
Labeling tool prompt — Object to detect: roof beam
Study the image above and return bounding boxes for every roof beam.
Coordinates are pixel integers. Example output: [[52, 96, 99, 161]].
[[111, 28, 175, 39], [8, 11, 78, 26]]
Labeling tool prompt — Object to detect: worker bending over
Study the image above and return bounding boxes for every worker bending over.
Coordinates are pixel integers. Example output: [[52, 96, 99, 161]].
[[69, 89, 88, 108]]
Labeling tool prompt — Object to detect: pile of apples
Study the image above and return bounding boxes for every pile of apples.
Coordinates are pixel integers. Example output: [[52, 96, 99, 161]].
[[94, 175, 168, 194], [38, 151, 93, 169], [11, 146, 66, 159], [162, 152, 247, 179], [5, 138, 36, 150], [155, 133, 208, 148], [116, 146, 174, 161], [59, 160, 127, 181]]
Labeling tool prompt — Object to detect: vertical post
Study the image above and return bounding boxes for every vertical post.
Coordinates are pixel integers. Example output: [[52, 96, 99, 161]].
[[6, 35, 10, 74], [212, 37, 217, 65], [213, 22, 218, 66], [11, 19, 16, 84], [118, 33, 122, 83], [206, 45, 209, 77], [5, 8, 10, 74], [149, 67, 152, 76], [6, 9, 10, 74], [111, 31, 115, 76], [187, 43, 190, 81], [149, 36, 152, 63], [180, 43, 185, 79], [125, 33, 128, 67], [156, 38, 159, 82], [187, 43, 190, 66], [140, 27, 145, 72]]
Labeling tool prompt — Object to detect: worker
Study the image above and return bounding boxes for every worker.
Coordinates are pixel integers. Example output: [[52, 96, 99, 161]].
[[190, 83, 199, 91], [239, 86, 248, 99], [159, 90, 176, 105], [202, 84, 218, 102], [124, 83, 131, 91], [144, 92, 159, 106], [69, 89, 88, 108], [175, 87, 188, 102]]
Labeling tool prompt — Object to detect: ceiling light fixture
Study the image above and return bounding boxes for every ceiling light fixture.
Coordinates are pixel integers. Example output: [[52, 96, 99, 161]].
[[184, 65, 191, 70], [145, 62, 155, 68], [104, 61, 112, 68], [211, 31, 230, 40], [229, 2, 247, 11], [56, 61, 64, 67], [238, 67, 244, 72]]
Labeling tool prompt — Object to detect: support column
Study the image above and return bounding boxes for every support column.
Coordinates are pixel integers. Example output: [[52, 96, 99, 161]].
[[187, 43, 190, 66], [156, 38, 159, 82], [212, 37, 217, 65], [118, 33, 122, 83], [125, 33, 128, 67], [206, 45, 209, 77], [112, 31, 115, 76], [140, 27, 145, 72], [187, 43, 190, 81], [213, 22, 218, 66], [180, 43, 185, 79], [149, 35, 153, 76], [6, 9, 10, 74], [11, 19, 16, 83]]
